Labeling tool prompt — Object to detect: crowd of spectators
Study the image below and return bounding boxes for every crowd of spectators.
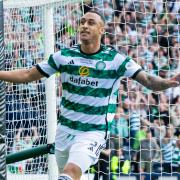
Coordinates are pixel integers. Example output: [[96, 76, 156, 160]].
[[4, 0, 180, 178], [87, 0, 180, 179]]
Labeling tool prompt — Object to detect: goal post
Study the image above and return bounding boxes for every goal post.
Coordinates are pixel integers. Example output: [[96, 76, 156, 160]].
[[0, 0, 6, 179], [44, 4, 58, 180]]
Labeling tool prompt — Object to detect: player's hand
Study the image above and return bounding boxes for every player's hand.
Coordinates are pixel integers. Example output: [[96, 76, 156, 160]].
[[169, 73, 180, 88]]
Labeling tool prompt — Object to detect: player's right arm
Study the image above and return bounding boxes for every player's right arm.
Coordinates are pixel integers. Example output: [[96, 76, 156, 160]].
[[0, 66, 44, 83]]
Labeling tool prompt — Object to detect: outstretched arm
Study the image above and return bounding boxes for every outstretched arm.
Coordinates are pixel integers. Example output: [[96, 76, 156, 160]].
[[0, 66, 44, 83], [134, 71, 180, 91]]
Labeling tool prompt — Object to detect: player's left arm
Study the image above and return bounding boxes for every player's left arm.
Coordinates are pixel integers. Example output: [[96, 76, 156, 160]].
[[134, 71, 180, 91]]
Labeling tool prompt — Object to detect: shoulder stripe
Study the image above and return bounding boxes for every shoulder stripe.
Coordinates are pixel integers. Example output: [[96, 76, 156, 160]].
[[117, 56, 131, 76], [48, 54, 59, 71]]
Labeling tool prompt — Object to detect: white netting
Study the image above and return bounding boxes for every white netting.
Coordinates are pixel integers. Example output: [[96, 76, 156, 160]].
[[4, 1, 82, 178], [4, 0, 180, 179], [5, 5, 47, 176]]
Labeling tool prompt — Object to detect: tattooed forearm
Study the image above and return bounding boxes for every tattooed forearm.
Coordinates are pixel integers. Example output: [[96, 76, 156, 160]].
[[145, 74, 170, 90], [135, 71, 170, 91]]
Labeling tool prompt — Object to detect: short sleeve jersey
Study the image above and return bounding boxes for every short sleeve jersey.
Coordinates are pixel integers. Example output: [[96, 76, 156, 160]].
[[36, 45, 141, 133]]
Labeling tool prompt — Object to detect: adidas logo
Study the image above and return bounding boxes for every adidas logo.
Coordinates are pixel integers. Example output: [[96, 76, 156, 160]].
[[68, 60, 74, 65]]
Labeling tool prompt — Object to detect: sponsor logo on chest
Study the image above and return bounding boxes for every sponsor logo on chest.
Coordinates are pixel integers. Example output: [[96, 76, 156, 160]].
[[79, 66, 89, 76], [69, 66, 99, 87], [69, 76, 98, 87]]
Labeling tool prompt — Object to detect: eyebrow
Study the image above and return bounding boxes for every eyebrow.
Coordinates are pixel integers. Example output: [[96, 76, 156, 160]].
[[80, 16, 105, 26], [80, 18, 96, 22]]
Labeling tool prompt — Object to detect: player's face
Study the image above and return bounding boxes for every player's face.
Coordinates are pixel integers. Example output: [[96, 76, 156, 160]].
[[79, 13, 105, 43]]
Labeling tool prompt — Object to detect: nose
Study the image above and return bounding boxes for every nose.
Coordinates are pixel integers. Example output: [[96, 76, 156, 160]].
[[82, 21, 88, 28]]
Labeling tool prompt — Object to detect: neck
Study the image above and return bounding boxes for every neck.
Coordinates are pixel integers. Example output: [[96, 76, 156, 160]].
[[80, 41, 101, 54]]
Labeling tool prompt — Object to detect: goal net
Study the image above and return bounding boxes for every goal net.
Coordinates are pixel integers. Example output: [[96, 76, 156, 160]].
[[4, 0, 82, 179], [4, 0, 180, 180]]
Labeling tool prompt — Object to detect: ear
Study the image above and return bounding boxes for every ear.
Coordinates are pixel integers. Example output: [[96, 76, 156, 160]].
[[99, 26, 105, 35]]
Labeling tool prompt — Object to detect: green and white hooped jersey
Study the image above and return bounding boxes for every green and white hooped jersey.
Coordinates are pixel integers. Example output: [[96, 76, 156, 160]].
[[36, 45, 142, 133]]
